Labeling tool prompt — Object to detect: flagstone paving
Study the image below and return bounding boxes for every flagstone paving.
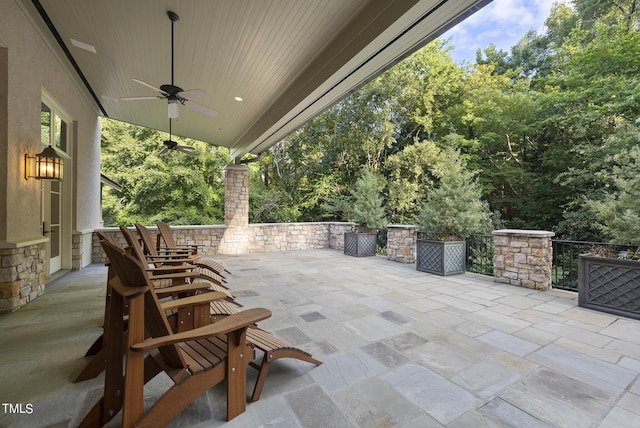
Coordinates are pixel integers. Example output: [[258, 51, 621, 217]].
[[1, 249, 640, 427]]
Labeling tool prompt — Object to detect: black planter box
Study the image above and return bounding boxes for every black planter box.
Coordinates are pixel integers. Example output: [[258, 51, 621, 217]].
[[344, 232, 377, 257], [578, 255, 640, 320], [416, 239, 466, 276]]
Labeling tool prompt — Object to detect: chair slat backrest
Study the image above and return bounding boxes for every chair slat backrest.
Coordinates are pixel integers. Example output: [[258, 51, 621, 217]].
[[157, 221, 179, 249], [135, 223, 160, 257], [120, 226, 150, 265], [100, 240, 186, 368]]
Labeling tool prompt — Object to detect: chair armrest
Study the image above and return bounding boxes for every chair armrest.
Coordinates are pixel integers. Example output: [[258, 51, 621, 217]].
[[147, 271, 200, 281], [160, 291, 227, 311], [156, 247, 193, 254], [154, 283, 213, 295], [147, 264, 199, 272], [145, 254, 196, 262], [131, 308, 272, 351], [108, 276, 149, 298]]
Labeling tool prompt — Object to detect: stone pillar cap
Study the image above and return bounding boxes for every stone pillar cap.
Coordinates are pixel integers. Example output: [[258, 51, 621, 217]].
[[492, 229, 555, 238]]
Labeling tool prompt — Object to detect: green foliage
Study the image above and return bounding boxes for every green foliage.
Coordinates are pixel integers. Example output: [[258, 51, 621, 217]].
[[346, 169, 387, 230], [101, 118, 229, 226], [585, 127, 640, 243], [416, 147, 492, 240], [384, 139, 440, 223]]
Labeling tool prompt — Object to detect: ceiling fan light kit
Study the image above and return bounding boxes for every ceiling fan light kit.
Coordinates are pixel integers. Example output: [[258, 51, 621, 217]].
[[167, 99, 179, 119]]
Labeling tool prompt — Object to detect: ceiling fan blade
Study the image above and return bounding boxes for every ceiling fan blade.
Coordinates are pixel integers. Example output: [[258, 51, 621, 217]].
[[160, 148, 170, 154], [176, 147, 196, 156], [101, 95, 119, 103], [121, 96, 164, 101], [178, 145, 195, 152], [178, 89, 206, 99], [131, 78, 168, 95], [183, 100, 218, 117]]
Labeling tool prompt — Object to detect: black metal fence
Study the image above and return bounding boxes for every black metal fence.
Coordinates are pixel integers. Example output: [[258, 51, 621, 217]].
[[551, 240, 639, 291], [376, 228, 388, 256], [466, 234, 494, 276]]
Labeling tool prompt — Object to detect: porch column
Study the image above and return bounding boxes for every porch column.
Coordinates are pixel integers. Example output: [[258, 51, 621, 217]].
[[219, 165, 250, 254], [492, 229, 554, 291], [224, 165, 249, 227]]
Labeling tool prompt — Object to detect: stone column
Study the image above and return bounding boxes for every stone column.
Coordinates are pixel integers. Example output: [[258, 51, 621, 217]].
[[492, 229, 554, 290], [387, 225, 417, 263], [220, 165, 250, 254], [224, 165, 249, 227]]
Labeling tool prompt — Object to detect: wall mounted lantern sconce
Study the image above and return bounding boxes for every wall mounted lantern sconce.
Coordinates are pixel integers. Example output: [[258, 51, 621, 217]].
[[24, 145, 64, 181]]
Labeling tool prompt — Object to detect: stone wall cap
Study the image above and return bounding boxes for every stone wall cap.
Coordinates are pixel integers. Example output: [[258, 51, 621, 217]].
[[387, 224, 418, 229], [0, 237, 49, 249], [73, 228, 94, 234], [224, 164, 249, 171], [492, 229, 555, 238]]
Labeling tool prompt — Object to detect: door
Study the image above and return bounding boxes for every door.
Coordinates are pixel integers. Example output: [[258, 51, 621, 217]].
[[41, 98, 70, 275]]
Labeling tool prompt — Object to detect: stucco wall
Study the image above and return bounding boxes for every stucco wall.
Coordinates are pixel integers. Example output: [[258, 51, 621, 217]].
[[0, 0, 102, 311], [0, 0, 101, 243]]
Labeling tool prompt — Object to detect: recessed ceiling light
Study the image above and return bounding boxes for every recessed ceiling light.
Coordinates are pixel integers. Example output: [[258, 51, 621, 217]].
[[234, 96, 243, 102], [70, 38, 96, 53]]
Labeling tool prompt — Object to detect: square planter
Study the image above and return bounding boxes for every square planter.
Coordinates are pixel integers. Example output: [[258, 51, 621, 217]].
[[416, 239, 466, 276], [578, 255, 640, 320], [344, 231, 377, 257]]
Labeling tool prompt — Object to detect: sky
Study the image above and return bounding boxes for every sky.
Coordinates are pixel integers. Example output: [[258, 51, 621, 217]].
[[443, 0, 563, 64]]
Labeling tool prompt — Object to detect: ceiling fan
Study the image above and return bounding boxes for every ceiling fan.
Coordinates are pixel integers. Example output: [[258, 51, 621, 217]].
[[121, 10, 217, 119], [161, 119, 195, 155]]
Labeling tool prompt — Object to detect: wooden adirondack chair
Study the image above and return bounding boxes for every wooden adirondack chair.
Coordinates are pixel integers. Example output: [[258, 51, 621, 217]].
[[74, 231, 237, 383], [80, 230, 322, 402], [135, 222, 227, 285], [156, 221, 230, 276], [119, 226, 236, 302], [79, 240, 271, 427]]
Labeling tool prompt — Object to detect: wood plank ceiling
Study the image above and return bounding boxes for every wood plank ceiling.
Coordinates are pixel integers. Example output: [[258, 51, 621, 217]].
[[22, 0, 491, 160]]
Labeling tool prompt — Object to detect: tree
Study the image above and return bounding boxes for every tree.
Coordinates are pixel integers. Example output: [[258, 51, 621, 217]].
[[417, 147, 492, 240], [585, 126, 640, 243], [101, 119, 229, 226], [347, 169, 387, 230]]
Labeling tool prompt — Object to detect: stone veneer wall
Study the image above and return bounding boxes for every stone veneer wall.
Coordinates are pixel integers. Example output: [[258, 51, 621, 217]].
[[72, 231, 94, 270], [92, 222, 355, 262], [224, 165, 249, 227], [0, 243, 46, 312], [492, 229, 555, 290], [328, 223, 354, 251], [386, 225, 417, 263]]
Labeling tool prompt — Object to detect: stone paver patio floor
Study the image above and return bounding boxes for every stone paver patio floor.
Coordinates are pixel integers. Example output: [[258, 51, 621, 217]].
[[1, 249, 640, 427]]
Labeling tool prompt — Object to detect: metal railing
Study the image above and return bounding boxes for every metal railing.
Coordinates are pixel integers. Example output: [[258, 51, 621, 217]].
[[551, 240, 639, 291], [376, 228, 388, 256], [466, 234, 494, 276]]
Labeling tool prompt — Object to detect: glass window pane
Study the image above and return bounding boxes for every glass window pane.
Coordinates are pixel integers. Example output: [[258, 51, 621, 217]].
[[50, 226, 60, 258], [54, 115, 62, 149], [59, 119, 68, 152], [51, 191, 60, 224], [41, 103, 51, 146]]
